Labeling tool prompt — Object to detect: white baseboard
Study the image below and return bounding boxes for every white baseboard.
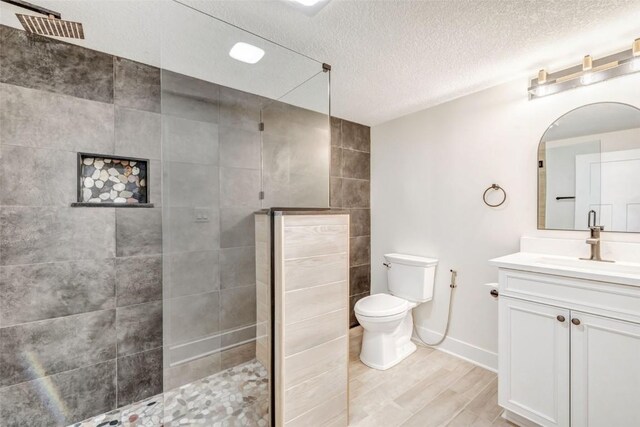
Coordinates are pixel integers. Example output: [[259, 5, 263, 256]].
[[412, 324, 498, 372]]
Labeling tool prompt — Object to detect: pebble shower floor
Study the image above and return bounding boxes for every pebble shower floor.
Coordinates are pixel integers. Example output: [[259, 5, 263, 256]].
[[70, 360, 269, 427]]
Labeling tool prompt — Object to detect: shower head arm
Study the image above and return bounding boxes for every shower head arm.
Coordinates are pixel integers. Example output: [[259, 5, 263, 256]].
[[1, 0, 61, 19]]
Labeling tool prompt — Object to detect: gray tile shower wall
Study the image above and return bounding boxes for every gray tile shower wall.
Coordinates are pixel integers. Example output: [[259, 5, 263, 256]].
[[0, 25, 162, 426], [161, 70, 259, 391], [0, 23, 342, 425], [329, 117, 372, 327], [261, 100, 331, 207], [0, 25, 114, 103]]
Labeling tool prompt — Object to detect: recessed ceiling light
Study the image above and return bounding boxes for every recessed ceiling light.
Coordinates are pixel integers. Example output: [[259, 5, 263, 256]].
[[229, 42, 265, 64], [283, 0, 330, 16], [291, 0, 321, 5]]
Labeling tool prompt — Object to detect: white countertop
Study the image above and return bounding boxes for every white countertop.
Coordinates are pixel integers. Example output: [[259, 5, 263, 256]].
[[489, 252, 640, 287]]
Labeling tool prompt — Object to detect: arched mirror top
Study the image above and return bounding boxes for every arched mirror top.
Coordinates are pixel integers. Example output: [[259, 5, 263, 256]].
[[538, 102, 640, 233]]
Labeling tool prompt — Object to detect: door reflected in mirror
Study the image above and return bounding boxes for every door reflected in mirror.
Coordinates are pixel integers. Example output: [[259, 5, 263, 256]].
[[538, 102, 640, 233]]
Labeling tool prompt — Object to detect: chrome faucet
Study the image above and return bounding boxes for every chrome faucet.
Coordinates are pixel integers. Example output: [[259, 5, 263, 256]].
[[580, 226, 613, 263]]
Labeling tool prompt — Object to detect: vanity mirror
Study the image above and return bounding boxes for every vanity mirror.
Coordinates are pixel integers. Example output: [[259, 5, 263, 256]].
[[538, 102, 640, 232]]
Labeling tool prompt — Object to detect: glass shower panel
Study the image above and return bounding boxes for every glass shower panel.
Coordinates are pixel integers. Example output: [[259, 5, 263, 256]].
[[159, 1, 327, 424], [261, 71, 331, 208]]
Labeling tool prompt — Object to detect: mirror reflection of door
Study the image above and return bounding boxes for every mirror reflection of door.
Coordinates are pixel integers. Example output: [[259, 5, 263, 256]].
[[539, 102, 640, 233], [576, 148, 640, 231]]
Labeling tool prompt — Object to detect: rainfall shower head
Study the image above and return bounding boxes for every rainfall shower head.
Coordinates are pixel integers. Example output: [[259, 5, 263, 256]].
[[16, 13, 84, 39], [2, 0, 84, 39]]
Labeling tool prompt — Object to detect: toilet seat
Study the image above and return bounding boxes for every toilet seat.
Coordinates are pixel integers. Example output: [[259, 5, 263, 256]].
[[355, 293, 408, 317]]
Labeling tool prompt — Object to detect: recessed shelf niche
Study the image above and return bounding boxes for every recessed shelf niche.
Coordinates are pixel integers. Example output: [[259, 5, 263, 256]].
[[72, 153, 153, 208]]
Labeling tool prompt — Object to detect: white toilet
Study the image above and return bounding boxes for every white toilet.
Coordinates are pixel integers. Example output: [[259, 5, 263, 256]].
[[354, 253, 438, 370]]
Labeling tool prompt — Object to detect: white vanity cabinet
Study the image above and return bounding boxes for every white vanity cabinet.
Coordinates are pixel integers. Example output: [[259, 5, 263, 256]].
[[499, 297, 570, 427], [569, 312, 640, 427], [492, 259, 640, 427]]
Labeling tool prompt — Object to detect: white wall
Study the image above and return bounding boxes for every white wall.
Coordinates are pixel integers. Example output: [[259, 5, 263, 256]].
[[371, 74, 640, 370]]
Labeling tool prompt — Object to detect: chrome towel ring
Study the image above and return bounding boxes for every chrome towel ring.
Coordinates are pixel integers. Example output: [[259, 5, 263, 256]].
[[483, 184, 506, 207]]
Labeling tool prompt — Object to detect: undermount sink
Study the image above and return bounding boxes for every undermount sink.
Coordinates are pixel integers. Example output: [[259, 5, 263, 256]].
[[537, 256, 640, 275], [489, 252, 640, 287]]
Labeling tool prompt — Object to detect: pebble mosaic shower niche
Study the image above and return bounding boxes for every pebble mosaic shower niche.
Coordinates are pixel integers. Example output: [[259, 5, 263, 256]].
[[72, 153, 152, 207]]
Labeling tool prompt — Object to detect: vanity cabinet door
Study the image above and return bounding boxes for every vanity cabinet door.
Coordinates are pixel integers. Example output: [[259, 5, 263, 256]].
[[499, 297, 570, 427], [570, 312, 640, 426]]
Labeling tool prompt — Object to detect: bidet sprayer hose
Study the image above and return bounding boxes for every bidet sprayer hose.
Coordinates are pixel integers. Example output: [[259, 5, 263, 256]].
[[412, 269, 457, 347]]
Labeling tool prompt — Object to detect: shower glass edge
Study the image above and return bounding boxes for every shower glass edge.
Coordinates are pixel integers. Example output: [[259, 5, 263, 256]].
[[160, 1, 330, 425]]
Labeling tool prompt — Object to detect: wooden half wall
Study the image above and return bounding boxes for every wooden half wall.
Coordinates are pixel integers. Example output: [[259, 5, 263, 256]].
[[256, 211, 350, 427]]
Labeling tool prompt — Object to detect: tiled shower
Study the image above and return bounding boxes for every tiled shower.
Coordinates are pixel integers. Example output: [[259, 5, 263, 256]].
[[0, 2, 370, 425]]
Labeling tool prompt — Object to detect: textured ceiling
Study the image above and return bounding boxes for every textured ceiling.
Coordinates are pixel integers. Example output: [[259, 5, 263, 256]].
[[1, 1, 639, 125], [184, 0, 640, 125]]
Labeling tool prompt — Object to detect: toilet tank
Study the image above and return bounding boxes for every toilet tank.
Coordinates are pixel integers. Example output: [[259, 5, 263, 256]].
[[385, 253, 438, 302]]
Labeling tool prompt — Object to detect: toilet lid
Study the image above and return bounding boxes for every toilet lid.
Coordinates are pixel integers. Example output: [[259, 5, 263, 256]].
[[355, 293, 408, 317]]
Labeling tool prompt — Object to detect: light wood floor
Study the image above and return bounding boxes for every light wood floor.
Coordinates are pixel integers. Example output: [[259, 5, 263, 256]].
[[348, 327, 515, 427]]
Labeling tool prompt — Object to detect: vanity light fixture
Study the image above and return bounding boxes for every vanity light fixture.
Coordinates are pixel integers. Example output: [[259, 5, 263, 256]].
[[229, 42, 265, 64], [580, 55, 594, 85], [531, 69, 549, 96], [528, 38, 640, 99], [538, 69, 548, 85]]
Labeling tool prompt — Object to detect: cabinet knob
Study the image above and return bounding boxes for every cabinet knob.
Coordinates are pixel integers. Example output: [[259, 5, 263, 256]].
[[557, 315, 565, 322], [490, 289, 499, 298], [571, 318, 581, 326]]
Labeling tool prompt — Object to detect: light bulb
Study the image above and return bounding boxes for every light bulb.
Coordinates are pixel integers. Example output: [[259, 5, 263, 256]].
[[581, 55, 594, 85], [581, 72, 594, 85], [535, 85, 549, 97]]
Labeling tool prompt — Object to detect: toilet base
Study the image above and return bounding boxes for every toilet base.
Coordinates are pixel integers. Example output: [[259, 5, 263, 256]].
[[358, 310, 417, 370], [360, 340, 416, 370]]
